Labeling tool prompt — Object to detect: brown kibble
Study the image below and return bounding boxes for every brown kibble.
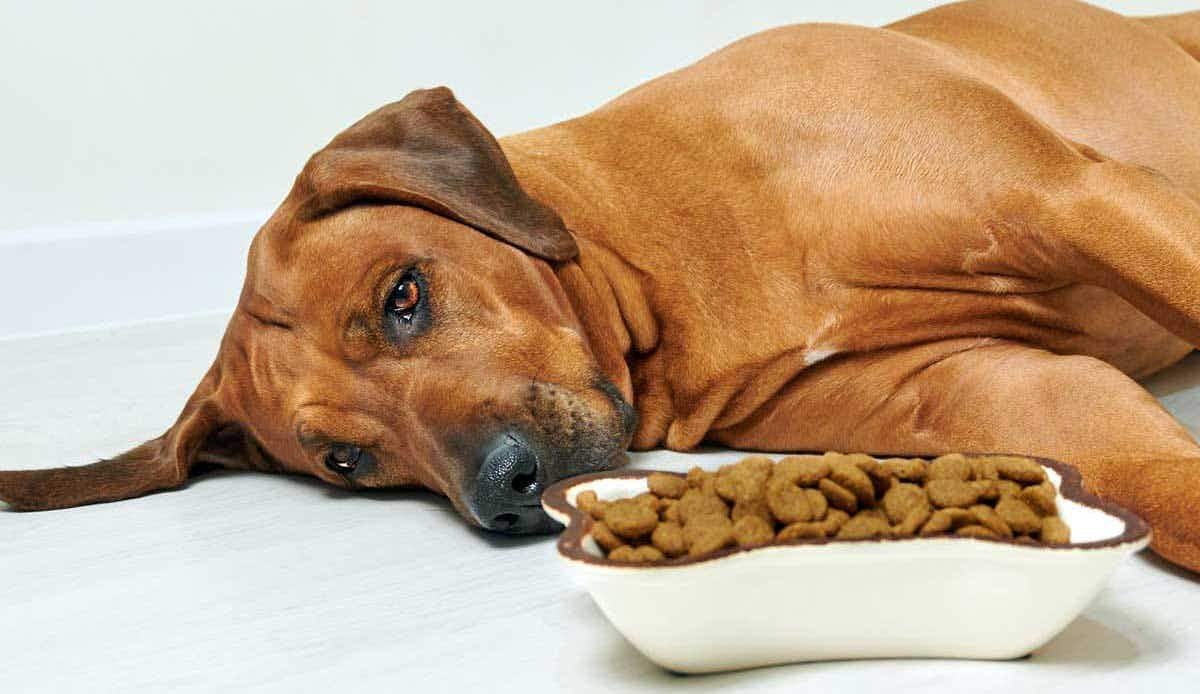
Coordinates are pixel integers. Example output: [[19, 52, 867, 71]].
[[928, 454, 972, 481], [715, 457, 773, 503], [608, 545, 640, 562], [881, 457, 927, 482], [992, 456, 1047, 484], [634, 545, 665, 562], [634, 492, 661, 511], [773, 455, 831, 486], [926, 479, 981, 508], [956, 524, 999, 539], [894, 504, 932, 537], [651, 521, 687, 557], [647, 472, 688, 499], [677, 488, 729, 524], [996, 496, 1043, 535], [1041, 516, 1071, 544], [686, 466, 714, 489], [821, 509, 851, 534], [731, 497, 773, 525], [848, 454, 894, 499], [827, 456, 876, 508], [661, 500, 682, 523], [836, 512, 891, 540], [969, 504, 1014, 538], [920, 508, 974, 536], [733, 515, 775, 547], [685, 515, 734, 557], [605, 498, 659, 539], [818, 477, 859, 514], [658, 498, 677, 521], [777, 521, 827, 541], [882, 483, 927, 524], [576, 490, 608, 520], [1020, 483, 1058, 516], [805, 488, 828, 520], [766, 476, 814, 524], [592, 521, 626, 552], [970, 457, 1000, 481]]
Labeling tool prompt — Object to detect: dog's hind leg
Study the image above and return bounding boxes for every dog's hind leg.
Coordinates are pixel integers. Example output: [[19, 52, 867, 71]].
[[1141, 11, 1200, 62], [1014, 155, 1200, 349], [709, 339, 1200, 572]]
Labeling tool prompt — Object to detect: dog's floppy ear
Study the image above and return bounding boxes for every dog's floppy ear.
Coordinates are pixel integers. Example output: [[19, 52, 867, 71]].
[[0, 366, 255, 511], [290, 86, 578, 262]]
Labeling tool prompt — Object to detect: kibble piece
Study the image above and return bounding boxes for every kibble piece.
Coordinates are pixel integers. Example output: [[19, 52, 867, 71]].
[[592, 521, 626, 552], [894, 504, 933, 537], [605, 498, 659, 539], [821, 509, 851, 534], [773, 456, 831, 486], [804, 488, 829, 521], [634, 492, 661, 512], [992, 456, 1047, 485], [882, 483, 927, 524], [684, 515, 735, 557], [731, 497, 774, 525], [658, 498, 677, 521], [818, 478, 859, 514], [715, 457, 773, 503], [926, 479, 981, 508], [970, 457, 1000, 481], [1040, 516, 1072, 544], [849, 454, 894, 499], [827, 456, 877, 508], [576, 490, 608, 520], [766, 476, 814, 524], [920, 508, 975, 536], [969, 504, 1014, 538], [777, 521, 827, 542], [1020, 482, 1058, 516], [956, 524, 999, 539], [647, 472, 688, 499], [881, 457, 927, 482], [928, 454, 973, 481], [995, 495, 1043, 535], [733, 515, 775, 547], [651, 521, 687, 557], [676, 488, 729, 524], [686, 465, 710, 485], [661, 500, 682, 523], [608, 545, 641, 562], [634, 545, 665, 562], [836, 512, 891, 540]]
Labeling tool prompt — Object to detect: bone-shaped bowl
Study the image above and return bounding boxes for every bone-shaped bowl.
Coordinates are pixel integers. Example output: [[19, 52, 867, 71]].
[[541, 456, 1150, 674]]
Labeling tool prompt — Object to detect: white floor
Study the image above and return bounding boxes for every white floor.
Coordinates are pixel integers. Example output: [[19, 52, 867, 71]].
[[1, 313, 1198, 693]]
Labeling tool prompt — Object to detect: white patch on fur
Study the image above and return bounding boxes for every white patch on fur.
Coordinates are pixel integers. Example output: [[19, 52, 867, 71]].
[[804, 347, 838, 366]]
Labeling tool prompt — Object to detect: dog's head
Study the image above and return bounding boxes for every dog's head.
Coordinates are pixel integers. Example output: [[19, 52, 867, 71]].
[[0, 88, 636, 533]]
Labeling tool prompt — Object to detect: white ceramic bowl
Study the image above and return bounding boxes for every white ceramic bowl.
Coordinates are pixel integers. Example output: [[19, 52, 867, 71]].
[[542, 456, 1150, 674]]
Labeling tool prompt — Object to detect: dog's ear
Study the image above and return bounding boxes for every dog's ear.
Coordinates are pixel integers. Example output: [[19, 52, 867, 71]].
[[290, 86, 578, 262], [0, 366, 256, 511]]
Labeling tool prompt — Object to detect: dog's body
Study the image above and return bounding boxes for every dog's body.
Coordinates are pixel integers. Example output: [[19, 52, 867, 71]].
[[5, 0, 1200, 571]]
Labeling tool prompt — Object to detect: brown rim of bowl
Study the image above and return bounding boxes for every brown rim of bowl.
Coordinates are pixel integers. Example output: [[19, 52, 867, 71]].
[[541, 454, 1152, 569]]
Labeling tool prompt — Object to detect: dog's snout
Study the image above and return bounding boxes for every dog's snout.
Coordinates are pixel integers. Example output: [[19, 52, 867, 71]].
[[473, 433, 558, 534]]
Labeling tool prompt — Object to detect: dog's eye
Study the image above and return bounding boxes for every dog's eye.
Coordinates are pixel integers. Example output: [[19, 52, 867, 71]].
[[388, 272, 421, 323], [325, 444, 362, 474]]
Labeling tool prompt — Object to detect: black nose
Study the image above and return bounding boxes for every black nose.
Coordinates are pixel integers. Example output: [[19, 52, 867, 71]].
[[474, 433, 558, 534]]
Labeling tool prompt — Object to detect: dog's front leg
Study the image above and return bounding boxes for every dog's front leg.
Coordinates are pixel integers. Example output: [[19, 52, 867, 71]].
[[708, 339, 1200, 572]]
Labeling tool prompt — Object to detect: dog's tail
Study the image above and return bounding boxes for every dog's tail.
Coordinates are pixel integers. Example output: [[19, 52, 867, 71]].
[[1141, 11, 1200, 62]]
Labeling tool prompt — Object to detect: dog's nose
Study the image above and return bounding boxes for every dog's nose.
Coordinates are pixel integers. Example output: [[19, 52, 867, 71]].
[[474, 433, 556, 533]]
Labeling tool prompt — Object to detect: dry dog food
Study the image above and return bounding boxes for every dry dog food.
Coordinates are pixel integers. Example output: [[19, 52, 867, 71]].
[[577, 453, 1072, 563]]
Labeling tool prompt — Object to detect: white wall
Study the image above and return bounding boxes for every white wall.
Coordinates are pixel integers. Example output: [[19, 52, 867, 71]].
[[1, 1, 1196, 337]]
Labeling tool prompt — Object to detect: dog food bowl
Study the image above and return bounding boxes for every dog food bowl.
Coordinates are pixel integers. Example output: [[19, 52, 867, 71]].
[[542, 456, 1150, 674]]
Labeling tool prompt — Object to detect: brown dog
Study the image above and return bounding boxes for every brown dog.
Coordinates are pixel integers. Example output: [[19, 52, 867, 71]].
[[4, 0, 1200, 570]]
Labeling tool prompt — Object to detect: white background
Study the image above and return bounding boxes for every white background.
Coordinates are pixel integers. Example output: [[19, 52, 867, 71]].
[[1, 1, 1196, 337]]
